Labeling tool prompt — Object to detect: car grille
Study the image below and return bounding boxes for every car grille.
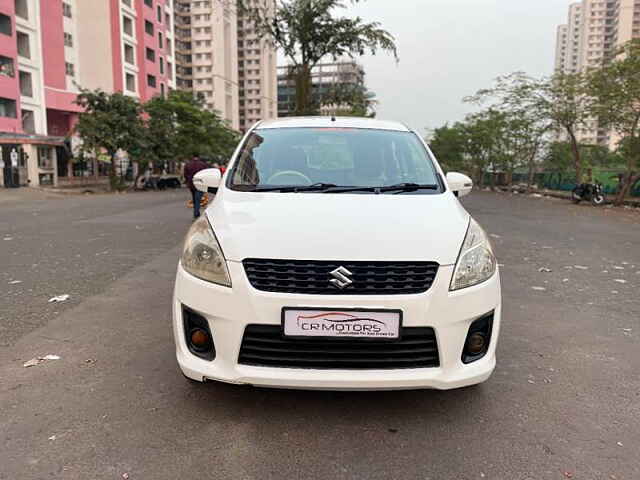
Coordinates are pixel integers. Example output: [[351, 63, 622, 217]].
[[238, 325, 440, 370], [242, 259, 439, 295]]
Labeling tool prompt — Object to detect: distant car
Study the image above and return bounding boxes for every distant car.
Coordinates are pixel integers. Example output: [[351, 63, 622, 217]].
[[173, 117, 501, 390]]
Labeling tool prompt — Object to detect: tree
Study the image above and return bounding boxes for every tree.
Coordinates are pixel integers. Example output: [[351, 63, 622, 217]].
[[587, 39, 640, 205], [239, 0, 397, 115], [321, 83, 377, 117], [74, 89, 144, 190], [467, 71, 592, 185], [544, 72, 592, 185], [427, 123, 467, 172], [143, 90, 239, 166], [459, 109, 507, 189]]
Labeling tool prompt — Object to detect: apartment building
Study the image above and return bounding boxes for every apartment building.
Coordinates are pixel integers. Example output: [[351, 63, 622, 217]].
[[173, 0, 277, 132], [237, 1, 277, 132], [174, 0, 240, 130], [0, 0, 175, 188], [554, 0, 640, 146], [277, 60, 367, 117]]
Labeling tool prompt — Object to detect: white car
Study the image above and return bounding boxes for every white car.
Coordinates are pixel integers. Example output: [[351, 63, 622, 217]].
[[173, 117, 501, 390]]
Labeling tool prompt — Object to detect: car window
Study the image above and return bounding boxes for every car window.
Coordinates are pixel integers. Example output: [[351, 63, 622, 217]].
[[229, 127, 440, 191]]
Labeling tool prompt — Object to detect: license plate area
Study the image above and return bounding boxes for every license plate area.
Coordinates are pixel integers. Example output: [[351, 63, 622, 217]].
[[282, 308, 402, 340]]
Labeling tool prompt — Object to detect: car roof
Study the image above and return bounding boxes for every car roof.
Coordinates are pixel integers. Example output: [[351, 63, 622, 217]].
[[255, 116, 411, 132]]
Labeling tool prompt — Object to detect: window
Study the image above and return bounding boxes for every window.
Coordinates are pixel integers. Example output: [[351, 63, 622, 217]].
[[21, 109, 35, 133], [160, 83, 165, 97], [147, 74, 156, 87], [0, 97, 17, 118], [159, 56, 164, 74], [19, 70, 32, 97], [157, 5, 162, 22], [17, 32, 30, 59], [65, 62, 74, 77], [165, 13, 170, 27], [62, 2, 72, 18], [38, 147, 53, 169], [122, 0, 132, 6], [144, 0, 152, 6], [122, 16, 133, 36], [146, 47, 155, 62], [15, 0, 29, 20], [167, 61, 173, 79], [166, 38, 172, 55], [0, 14, 11, 36], [64, 32, 73, 47], [0, 56, 15, 77], [125, 72, 135, 92], [158, 32, 163, 48], [124, 43, 135, 64], [145, 20, 154, 35]]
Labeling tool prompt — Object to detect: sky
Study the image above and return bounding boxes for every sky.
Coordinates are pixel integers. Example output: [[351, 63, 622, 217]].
[[342, 0, 570, 133]]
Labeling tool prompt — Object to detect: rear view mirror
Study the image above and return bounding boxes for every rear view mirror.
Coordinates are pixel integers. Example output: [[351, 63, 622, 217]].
[[446, 172, 473, 197], [193, 168, 222, 193]]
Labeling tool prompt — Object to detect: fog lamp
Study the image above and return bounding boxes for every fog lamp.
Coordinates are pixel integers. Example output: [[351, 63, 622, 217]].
[[466, 332, 486, 355], [190, 328, 211, 351]]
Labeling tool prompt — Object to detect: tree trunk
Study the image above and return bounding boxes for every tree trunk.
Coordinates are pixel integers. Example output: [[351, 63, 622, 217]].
[[526, 144, 539, 190], [614, 172, 640, 206], [294, 65, 313, 116], [108, 152, 118, 192], [567, 129, 582, 184]]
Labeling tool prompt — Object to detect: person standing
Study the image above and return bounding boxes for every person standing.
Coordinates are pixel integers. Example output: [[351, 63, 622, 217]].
[[184, 155, 209, 219]]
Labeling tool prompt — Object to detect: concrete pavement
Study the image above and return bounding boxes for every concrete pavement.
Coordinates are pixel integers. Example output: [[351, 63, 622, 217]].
[[0, 189, 639, 479]]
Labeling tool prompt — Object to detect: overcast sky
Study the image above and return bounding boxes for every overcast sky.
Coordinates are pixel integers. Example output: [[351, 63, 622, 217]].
[[344, 0, 570, 133]]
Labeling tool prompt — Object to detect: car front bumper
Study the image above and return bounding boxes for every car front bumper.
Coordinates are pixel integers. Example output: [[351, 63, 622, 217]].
[[173, 261, 501, 390]]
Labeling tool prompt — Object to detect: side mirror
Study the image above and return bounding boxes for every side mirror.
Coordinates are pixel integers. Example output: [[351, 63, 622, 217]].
[[446, 172, 473, 197], [193, 168, 222, 193]]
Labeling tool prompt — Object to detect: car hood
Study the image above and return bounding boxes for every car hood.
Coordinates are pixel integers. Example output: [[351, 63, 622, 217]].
[[207, 190, 470, 265]]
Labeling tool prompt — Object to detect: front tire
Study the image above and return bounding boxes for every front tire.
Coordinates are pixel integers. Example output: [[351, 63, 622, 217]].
[[591, 194, 605, 206], [571, 188, 582, 204]]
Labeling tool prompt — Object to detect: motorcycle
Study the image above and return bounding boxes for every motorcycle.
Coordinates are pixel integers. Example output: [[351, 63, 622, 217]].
[[571, 182, 605, 206]]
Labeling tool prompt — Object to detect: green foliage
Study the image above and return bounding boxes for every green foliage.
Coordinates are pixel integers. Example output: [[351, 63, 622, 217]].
[[587, 39, 640, 203], [239, 0, 397, 115], [428, 123, 466, 172], [74, 89, 144, 190], [73, 89, 240, 190], [544, 142, 622, 173], [144, 90, 239, 165], [322, 83, 377, 117]]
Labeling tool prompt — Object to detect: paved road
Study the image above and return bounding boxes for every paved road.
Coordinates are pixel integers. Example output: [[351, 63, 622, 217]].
[[1, 189, 639, 479]]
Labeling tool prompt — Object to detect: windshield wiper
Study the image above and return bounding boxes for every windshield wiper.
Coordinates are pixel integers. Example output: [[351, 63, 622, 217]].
[[280, 183, 338, 192], [324, 183, 439, 194], [234, 183, 338, 193], [379, 183, 440, 193]]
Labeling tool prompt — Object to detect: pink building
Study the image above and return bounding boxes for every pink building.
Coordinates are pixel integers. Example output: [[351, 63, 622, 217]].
[[0, 0, 175, 188]]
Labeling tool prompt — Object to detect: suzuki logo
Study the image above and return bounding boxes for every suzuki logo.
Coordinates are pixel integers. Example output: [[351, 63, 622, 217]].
[[329, 266, 353, 289]]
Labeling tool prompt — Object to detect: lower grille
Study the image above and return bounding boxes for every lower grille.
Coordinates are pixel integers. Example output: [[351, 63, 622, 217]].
[[238, 325, 440, 370]]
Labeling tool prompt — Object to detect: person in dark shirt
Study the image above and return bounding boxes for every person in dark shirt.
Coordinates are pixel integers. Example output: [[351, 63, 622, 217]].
[[184, 155, 209, 219]]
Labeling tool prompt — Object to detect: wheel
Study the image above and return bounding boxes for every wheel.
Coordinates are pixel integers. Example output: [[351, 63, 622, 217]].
[[591, 194, 605, 206], [571, 188, 582, 204]]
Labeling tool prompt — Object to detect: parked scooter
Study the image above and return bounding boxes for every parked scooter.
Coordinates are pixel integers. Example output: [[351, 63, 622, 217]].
[[571, 182, 605, 205]]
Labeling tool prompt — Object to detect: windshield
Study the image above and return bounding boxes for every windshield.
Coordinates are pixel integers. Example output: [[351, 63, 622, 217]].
[[229, 127, 441, 193]]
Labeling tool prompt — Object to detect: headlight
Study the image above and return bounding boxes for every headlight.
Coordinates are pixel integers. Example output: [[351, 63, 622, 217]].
[[450, 217, 496, 291], [181, 216, 231, 287]]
